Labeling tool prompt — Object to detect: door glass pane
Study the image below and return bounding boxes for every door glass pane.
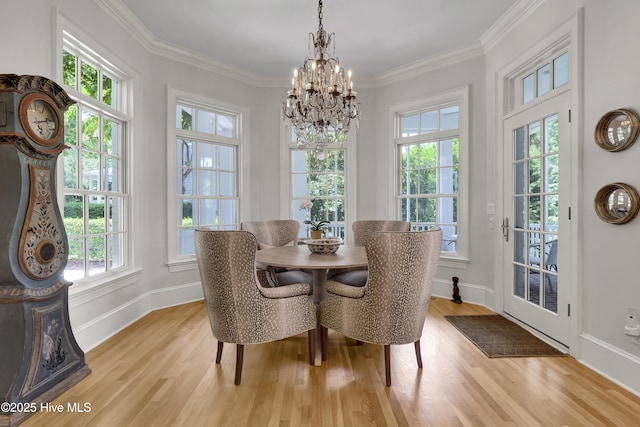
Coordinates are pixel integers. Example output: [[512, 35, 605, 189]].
[[514, 127, 525, 160], [528, 121, 541, 156], [529, 195, 540, 229], [523, 74, 534, 104], [513, 196, 525, 229], [545, 114, 559, 153], [545, 195, 558, 231], [529, 158, 541, 193], [514, 264, 525, 298], [513, 230, 526, 264], [537, 64, 551, 97], [553, 52, 569, 88]]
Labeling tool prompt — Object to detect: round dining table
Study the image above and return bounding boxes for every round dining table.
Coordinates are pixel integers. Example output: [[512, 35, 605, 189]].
[[255, 244, 367, 365]]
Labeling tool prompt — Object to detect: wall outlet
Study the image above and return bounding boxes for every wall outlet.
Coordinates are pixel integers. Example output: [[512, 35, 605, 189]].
[[624, 308, 640, 336], [489, 216, 495, 229]]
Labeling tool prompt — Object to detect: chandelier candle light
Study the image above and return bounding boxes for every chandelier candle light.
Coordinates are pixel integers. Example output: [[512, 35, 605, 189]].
[[282, 0, 360, 159]]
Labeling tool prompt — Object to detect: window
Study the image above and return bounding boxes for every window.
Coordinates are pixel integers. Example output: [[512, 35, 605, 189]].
[[522, 52, 569, 104], [168, 89, 243, 266], [284, 125, 356, 242], [291, 148, 346, 239], [61, 33, 130, 281], [392, 87, 468, 260]]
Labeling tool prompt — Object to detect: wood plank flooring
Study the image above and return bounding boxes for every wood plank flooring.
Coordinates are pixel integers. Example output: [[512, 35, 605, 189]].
[[21, 297, 640, 426]]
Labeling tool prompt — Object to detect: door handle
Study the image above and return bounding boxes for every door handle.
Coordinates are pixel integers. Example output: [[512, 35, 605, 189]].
[[502, 218, 509, 242]]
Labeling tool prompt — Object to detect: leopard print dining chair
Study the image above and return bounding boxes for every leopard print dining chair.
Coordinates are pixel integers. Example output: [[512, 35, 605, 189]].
[[241, 220, 314, 287], [194, 229, 316, 385], [328, 220, 411, 287], [320, 229, 442, 386]]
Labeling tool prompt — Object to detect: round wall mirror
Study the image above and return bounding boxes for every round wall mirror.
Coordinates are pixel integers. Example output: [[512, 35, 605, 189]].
[[594, 108, 640, 152], [594, 183, 640, 224]]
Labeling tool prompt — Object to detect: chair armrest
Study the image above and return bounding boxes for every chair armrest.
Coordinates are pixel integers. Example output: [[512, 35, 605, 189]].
[[259, 282, 312, 299], [256, 267, 278, 287], [326, 280, 366, 299]]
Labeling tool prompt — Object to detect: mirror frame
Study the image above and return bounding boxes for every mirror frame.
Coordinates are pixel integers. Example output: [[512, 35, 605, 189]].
[[594, 108, 640, 152], [594, 182, 640, 224]]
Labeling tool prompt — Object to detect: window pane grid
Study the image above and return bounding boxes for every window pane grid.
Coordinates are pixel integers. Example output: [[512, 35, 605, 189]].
[[398, 104, 460, 253], [521, 51, 569, 105], [291, 149, 346, 240], [62, 43, 128, 281], [175, 102, 239, 256]]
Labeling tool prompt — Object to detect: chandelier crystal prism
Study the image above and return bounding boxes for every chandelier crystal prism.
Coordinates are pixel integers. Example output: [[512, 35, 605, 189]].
[[282, 0, 360, 158]]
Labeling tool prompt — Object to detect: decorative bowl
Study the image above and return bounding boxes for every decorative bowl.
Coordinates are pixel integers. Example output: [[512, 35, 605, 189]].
[[306, 238, 342, 254]]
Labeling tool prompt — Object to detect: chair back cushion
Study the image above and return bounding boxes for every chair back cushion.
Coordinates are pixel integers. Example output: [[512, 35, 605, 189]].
[[195, 230, 259, 343], [195, 229, 316, 345], [321, 229, 442, 345], [352, 220, 410, 246], [240, 220, 300, 248]]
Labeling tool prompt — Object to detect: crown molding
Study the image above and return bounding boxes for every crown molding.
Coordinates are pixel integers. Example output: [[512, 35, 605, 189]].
[[480, 0, 545, 52], [96, 0, 265, 87], [375, 42, 484, 88], [96, 0, 537, 89]]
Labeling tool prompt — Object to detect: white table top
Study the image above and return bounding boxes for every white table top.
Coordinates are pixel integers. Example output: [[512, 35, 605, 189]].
[[256, 244, 367, 270]]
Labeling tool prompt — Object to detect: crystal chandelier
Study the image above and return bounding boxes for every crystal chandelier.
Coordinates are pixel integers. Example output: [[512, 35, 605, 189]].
[[282, 0, 360, 159]]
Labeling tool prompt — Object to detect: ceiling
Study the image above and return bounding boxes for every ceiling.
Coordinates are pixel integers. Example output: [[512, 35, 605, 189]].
[[115, 0, 519, 84]]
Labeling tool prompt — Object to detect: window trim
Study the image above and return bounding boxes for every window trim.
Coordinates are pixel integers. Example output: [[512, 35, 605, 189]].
[[280, 121, 357, 244], [55, 15, 139, 286], [388, 86, 470, 268], [166, 86, 249, 271]]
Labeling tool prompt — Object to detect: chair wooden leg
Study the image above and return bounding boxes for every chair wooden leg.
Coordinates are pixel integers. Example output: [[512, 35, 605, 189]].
[[216, 341, 224, 364], [308, 329, 316, 365], [384, 345, 391, 387], [414, 340, 423, 369], [321, 326, 328, 361], [234, 344, 244, 385]]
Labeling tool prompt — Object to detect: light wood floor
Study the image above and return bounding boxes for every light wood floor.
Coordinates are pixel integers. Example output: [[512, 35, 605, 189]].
[[22, 298, 640, 427]]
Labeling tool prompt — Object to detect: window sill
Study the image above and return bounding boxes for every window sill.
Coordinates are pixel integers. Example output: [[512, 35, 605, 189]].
[[438, 255, 470, 269], [167, 258, 198, 273], [68, 267, 144, 304]]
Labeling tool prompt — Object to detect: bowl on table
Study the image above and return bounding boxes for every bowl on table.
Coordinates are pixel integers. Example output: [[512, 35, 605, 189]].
[[305, 238, 343, 254]]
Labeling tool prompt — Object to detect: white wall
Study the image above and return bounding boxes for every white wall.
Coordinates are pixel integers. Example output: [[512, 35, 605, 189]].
[[374, 55, 494, 304], [2, 0, 639, 396], [485, 0, 640, 394]]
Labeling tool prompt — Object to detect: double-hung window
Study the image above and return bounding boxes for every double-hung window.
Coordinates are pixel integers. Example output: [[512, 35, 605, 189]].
[[60, 32, 131, 281], [392, 87, 468, 259], [167, 89, 242, 268], [285, 123, 356, 241], [290, 148, 347, 239]]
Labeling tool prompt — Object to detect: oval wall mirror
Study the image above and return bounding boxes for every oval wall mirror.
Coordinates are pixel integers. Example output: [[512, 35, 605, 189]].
[[594, 183, 640, 224], [594, 108, 640, 152]]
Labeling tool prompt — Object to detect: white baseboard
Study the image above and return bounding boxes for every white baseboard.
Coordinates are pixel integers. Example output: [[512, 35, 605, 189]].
[[71, 281, 204, 352], [432, 277, 495, 309], [578, 333, 640, 396]]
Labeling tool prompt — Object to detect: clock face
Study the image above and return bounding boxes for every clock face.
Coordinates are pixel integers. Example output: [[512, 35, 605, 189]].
[[26, 99, 58, 139], [19, 93, 62, 146]]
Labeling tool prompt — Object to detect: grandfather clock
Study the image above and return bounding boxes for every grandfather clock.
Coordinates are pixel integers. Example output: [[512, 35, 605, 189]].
[[0, 75, 89, 426]]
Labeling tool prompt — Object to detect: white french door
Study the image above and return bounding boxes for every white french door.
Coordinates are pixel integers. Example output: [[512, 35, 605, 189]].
[[502, 92, 571, 346]]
